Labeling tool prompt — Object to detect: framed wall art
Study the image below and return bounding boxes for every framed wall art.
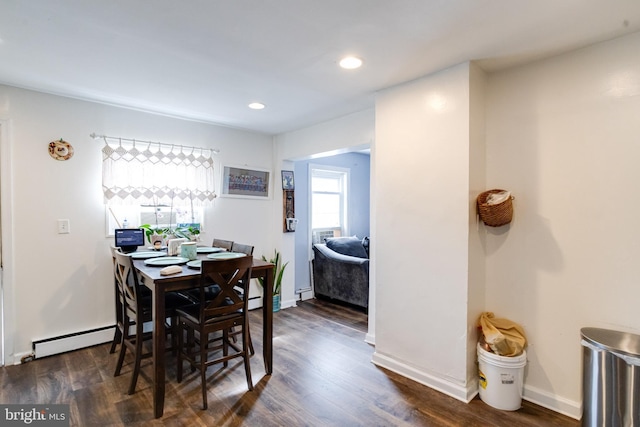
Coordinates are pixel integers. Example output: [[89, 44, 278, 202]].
[[281, 170, 294, 190], [221, 165, 271, 199]]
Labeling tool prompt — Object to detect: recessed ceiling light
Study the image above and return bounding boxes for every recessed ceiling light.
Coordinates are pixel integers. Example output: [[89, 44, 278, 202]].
[[339, 56, 363, 70], [248, 102, 265, 110]]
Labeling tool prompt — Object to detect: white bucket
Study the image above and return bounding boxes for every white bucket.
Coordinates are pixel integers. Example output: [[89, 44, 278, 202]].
[[477, 343, 527, 411]]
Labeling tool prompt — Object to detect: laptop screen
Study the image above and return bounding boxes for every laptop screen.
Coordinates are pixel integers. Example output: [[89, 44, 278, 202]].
[[114, 228, 145, 253]]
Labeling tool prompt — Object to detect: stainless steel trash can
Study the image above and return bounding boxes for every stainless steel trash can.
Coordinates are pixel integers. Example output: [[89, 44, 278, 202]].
[[581, 327, 640, 426]]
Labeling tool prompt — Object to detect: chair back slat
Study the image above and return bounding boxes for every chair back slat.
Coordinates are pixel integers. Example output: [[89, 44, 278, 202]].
[[199, 257, 252, 320], [212, 239, 234, 251], [230, 242, 254, 256], [113, 251, 144, 317]]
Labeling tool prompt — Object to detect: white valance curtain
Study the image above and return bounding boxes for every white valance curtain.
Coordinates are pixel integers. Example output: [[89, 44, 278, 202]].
[[101, 136, 217, 206]]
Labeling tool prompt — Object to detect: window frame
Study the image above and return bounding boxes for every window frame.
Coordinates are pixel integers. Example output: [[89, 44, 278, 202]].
[[309, 164, 349, 247]]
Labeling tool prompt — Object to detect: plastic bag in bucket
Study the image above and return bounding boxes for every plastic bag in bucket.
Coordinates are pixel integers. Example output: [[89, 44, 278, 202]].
[[478, 312, 527, 357]]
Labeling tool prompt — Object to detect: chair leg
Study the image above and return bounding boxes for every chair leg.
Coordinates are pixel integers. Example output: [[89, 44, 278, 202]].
[[247, 324, 254, 356], [127, 322, 144, 395], [200, 329, 208, 410], [223, 329, 229, 368], [243, 327, 253, 391], [177, 321, 184, 383], [113, 317, 129, 377], [114, 337, 127, 377], [111, 285, 123, 354], [109, 327, 121, 354], [189, 328, 196, 373], [170, 315, 179, 356]]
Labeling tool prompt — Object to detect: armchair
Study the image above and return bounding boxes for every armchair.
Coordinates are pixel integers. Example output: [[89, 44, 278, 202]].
[[312, 236, 369, 309]]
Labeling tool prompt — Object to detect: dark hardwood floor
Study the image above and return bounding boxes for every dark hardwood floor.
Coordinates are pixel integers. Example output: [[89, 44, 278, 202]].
[[1, 299, 579, 426]]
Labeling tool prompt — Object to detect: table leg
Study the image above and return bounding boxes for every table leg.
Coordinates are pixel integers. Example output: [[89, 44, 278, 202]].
[[152, 283, 166, 418], [263, 267, 273, 374]]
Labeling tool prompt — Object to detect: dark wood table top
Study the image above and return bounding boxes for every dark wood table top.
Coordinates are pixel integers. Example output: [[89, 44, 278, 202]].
[[134, 255, 273, 284]]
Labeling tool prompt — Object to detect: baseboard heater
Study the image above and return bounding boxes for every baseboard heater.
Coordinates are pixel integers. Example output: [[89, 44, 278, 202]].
[[248, 295, 263, 310], [32, 298, 265, 359], [33, 325, 115, 359]]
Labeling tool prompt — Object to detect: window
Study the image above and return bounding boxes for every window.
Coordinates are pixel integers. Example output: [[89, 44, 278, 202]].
[[101, 135, 215, 235], [310, 166, 348, 244]]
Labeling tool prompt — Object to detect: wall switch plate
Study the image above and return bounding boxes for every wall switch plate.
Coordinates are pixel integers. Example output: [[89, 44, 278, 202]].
[[57, 219, 70, 234]]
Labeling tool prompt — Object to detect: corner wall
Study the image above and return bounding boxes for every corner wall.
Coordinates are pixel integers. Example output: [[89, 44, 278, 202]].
[[372, 62, 476, 400]]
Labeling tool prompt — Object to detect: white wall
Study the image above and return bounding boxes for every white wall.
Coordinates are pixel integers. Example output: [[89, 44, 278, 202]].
[[372, 62, 475, 401], [0, 85, 273, 363], [484, 31, 640, 417]]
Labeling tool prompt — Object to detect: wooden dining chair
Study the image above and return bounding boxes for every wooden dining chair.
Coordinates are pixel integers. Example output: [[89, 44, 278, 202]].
[[180, 238, 234, 304], [176, 256, 254, 409], [109, 246, 124, 354], [109, 245, 153, 354], [212, 238, 233, 251], [112, 250, 192, 395], [230, 242, 254, 256], [228, 243, 255, 354]]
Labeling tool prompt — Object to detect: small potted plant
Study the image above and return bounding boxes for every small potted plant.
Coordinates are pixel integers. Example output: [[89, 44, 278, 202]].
[[257, 249, 288, 312]]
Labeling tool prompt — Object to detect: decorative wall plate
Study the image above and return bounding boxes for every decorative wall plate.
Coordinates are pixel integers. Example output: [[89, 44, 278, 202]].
[[49, 139, 74, 161]]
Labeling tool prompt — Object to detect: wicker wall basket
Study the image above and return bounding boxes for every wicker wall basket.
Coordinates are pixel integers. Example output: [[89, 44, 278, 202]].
[[477, 189, 514, 227]]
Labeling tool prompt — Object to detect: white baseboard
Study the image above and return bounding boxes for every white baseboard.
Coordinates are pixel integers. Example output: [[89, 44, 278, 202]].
[[523, 384, 581, 420], [33, 326, 114, 359], [299, 289, 314, 301], [365, 332, 375, 345], [280, 297, 297, 310], [372, 351, 473, 403], [11, 351, 34, 366], [372, 351, 581, 420]]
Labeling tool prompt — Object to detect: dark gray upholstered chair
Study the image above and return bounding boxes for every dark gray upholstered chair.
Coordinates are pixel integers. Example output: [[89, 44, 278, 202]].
[[312, 236, 369, 309]]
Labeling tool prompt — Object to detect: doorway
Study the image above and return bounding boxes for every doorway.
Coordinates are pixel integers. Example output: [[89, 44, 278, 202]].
[[292, 151, 370, 298]]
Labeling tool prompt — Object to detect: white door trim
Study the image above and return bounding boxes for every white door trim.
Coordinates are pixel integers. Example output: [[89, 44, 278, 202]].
[[0, 119, 16, 366]]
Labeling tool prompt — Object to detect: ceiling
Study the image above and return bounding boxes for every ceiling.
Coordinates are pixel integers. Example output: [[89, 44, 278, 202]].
[[1, 1, 639, 135]]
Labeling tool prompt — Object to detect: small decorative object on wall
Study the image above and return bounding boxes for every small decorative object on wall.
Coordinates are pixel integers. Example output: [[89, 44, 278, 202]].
[[281, 170, 294, 190], [221, 165, 271, 199], [48, 138, 74, 161], [477, 189, 514, 227], [282, 170, 296, 232], [283, 189, 296, 232]]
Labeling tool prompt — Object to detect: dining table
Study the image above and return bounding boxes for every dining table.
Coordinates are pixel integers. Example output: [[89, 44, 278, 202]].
[[132, 251, 274, 418]]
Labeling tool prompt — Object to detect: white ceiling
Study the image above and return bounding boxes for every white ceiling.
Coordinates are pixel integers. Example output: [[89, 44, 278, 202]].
[[1, 1, 639, 135]]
